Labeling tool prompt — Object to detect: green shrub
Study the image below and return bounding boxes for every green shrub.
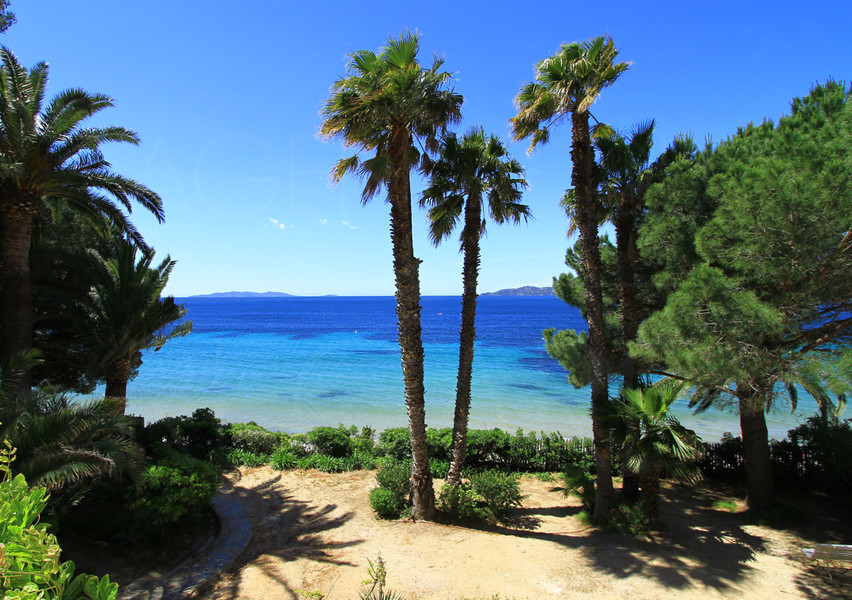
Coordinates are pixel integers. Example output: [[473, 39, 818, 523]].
[[369, 487, 402, 519], [437, 482, 491, 522], [0, 444, 119, 600], [226, 448, 269, 467], [128, 455, 219, 532], [426, 428, 452, 461], [306, 425, 352, 458], [226, 422, 285, 455], [143, 407, 224, 463], [377, 428, 410, 460], [346, 450, 375, 471], [470, 470, 523, 518], [430, 458, 449, 479], [562, 466, 595, 512], [270, 448, 298, 471], [351, 426, 377, 455], [375, 460, 411, 504]]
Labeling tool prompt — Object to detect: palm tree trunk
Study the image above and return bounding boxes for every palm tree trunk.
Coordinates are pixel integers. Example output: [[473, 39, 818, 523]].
[[388, 130, 434, 519], [104, 356, 131, 415], [446, 193, 482, 486], [739, 385, 774, 510], [570, 111, 615, 519], [1, 208, 35, 398], [640, 468, 662, 519], [615, 198, 640, 503]]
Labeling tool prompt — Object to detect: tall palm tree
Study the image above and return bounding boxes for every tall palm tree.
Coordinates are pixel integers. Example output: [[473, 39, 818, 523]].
[[0, 46, 163, 393], [594, 125, 697, 502], [511, 36, 629, 518], [608, 380, 702, 518], [320, 32, 462, 519], [421, 127, 530, 485], [79, 236, 191, 414]]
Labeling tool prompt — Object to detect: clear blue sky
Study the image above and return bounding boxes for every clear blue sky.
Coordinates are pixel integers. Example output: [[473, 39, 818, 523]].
[[6, 1, 850, 296]]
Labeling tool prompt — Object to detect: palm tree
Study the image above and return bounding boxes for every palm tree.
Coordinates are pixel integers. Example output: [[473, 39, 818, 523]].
[[0, 352, 143, 505], [78, 236, 191, 414], [320, 31, 462, 519], [421, 127, 530, 485], [511, 36, 629, 518], [609, 380, 702, 518], [0, 46, 163, 393]]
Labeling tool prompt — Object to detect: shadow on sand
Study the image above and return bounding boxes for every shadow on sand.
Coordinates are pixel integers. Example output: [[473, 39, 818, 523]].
[[211, 471, 363, 600]]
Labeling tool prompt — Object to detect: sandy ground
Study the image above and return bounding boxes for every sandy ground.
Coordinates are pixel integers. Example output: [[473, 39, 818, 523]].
[[208, 467, 851, 600]]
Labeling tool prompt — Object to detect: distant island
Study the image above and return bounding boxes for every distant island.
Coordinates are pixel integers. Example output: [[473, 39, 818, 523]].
[[480, 286, 554, 297], [189, 291, 296, 298]]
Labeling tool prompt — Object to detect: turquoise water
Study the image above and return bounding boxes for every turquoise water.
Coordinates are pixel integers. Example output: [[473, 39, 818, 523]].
[[110, 296, 815, 441]]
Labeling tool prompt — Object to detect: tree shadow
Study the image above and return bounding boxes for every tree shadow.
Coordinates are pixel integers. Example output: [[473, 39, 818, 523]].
[[210, 470, 363, 600], [452, 484, 781, 592]]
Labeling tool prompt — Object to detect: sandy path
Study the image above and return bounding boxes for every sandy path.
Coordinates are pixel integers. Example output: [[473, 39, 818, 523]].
[[209, 467, 850, 600]]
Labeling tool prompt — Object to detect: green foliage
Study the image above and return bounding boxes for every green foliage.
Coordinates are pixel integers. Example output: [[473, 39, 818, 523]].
[[225, 421, 285, 456], [375, 460, 411, 505], [562, 467, 596, 512], [226, 448, 269, 467], [306, 425, 352, 458], [603, 503, 653, 537], [127, 454, 219, 533], [0, 388, 143, 505], [359, 554, 406, 600], [270, 448, 298, 471], [429, 459, 449, 479], [369, 488, 403, 520], [779, 415, 852, 502], [0, 442, 119, 600], [296, 454, 347, 473], [470, 470, 523, 518], [436, 482, 491, 522], [376, 428, 411, 461], [143, 408, 224, 463]]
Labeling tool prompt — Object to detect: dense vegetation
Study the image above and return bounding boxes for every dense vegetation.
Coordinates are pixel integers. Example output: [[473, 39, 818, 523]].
[[0, 8, 849, 594]]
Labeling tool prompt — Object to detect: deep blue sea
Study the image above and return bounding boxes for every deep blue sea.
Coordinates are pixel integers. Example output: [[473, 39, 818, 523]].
[[111, 296, 815, 441]]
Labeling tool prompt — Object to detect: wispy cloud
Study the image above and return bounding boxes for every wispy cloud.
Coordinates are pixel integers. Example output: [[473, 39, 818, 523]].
[[341, 220, 358, 230], [268, 217, 290, 230], [318, 218, 328, 226]]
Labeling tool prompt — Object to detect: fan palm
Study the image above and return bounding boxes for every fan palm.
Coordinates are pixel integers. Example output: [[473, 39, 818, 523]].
[[320, 31, 462, 519], [421, 127, 529, 485], [0, 353, 143, 505], [511, 35, 629, 518], [78, 236, 191, 414], [0, 46, 163, 393], [609, 380, 702, 518]]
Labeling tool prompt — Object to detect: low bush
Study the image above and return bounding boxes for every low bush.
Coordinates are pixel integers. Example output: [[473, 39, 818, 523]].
[[375, 460, 411, 504], [297, 454, 348, 473], [562, 466, 595, 512], [376, 428, 410, 460], [306, 425, 352, 458], [369, 487, 402, 519], [127, 453, 219, 536], [430, 458, 449, 479], [226, 448, 269, 467], [226, 422, 285, 455], [270, 448, 298, 471], [437, 482, 491, 522], [142, 407, 224, 463], [346, 450, 375, 471], [470, 470, 523, 518]]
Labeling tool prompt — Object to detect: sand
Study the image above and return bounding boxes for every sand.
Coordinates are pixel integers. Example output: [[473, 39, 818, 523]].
[[208, 467, 850, 600]]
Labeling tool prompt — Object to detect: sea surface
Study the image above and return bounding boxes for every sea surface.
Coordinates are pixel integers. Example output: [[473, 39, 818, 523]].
[[112, 296, 816, 441]]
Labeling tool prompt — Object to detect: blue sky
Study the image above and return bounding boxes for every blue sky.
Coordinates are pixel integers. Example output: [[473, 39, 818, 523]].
[[6, 1, 850, 296]]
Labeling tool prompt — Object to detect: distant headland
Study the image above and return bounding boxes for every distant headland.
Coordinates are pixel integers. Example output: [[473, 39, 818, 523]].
[[188, 287, 553, 298], [480, 286, 554, 297], [189, 291, 297, 298]]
